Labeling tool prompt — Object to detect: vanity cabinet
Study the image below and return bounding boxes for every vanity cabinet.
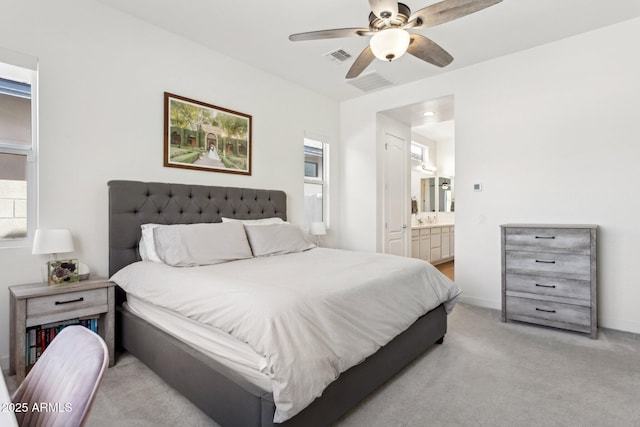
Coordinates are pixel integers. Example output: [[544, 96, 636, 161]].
[[411, 225, 454, 265], [501, 224, 597, 338], [411, 229, 431, 263]]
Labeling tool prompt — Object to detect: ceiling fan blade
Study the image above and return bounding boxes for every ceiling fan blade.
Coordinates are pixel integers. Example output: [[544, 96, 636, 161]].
[[368, 0, 398, 20], [289, 28, 371, 41], [409, 0, 502, 29], [346, 46, 376, 79], [407, 34, 453, 67]]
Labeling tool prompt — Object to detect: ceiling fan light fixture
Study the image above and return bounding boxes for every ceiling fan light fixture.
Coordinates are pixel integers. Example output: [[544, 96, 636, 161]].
[[370, 28, 410, 62]]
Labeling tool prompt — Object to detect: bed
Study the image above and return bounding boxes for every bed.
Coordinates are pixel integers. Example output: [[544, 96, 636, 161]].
[[108, 180, 458, 427]]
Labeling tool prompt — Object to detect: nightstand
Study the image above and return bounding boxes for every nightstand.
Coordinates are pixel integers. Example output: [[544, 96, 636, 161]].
[[9, 278, 115, 384]]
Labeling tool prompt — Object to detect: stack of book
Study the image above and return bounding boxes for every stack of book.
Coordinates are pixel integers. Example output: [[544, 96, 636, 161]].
[[25, 316, 99, 369]]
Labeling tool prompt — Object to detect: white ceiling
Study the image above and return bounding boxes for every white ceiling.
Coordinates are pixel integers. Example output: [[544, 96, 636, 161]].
[[382, 95, 455, 141], [95, 0, 640, 102]]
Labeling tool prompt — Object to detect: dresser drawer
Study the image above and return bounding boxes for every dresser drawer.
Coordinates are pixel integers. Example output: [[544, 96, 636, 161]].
[[505, 227, 591, 254], [505, 250, 590, 278], [506, 296, 591, 332], [26, 288, 108, 325], [505, 273, 590, 301]]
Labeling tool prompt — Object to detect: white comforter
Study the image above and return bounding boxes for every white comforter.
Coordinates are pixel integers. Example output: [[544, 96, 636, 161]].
[[111, 248, 461, 422]]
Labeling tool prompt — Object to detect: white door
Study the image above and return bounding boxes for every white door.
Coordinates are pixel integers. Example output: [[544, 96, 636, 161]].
[[384, 132, 407, 256]]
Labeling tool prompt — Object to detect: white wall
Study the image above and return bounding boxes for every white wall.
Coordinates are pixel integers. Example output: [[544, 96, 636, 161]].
[[0, 0, 339, 367], [437, 132, 455, 179], [340, 17, 640, 334]]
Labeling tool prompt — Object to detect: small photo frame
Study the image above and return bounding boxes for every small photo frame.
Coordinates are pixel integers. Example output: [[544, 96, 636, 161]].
[[47, 259, 79, 286]]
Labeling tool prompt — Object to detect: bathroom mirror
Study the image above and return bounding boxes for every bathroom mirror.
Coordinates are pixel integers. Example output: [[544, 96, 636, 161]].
[[438, 177, 454, 212], [420, 177, 436, 212]]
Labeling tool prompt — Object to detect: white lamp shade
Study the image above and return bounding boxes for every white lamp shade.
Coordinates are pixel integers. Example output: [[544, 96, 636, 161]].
[[32, 229, 74, 255], [309, 222, 327, 236], [370, 28, 410, 62]]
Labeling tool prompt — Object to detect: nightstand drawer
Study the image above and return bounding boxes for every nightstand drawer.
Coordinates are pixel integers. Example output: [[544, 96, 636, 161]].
[[505, 227, 590, 253], [505, 273, 591, 300], [505, 250, 590, 278], [26, 289, 108, 326], [506, 296, 591, 331]]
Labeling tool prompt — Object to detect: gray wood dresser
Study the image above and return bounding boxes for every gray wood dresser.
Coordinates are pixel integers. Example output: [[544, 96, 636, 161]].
[[500, 224, 597, 338]]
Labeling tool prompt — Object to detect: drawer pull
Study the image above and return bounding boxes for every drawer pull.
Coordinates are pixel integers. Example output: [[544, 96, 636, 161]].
[[535, 307, 556, 314], [535, 260, 556, 264], [535, 235, 555, 239], [55, 297, 84, 305], [535, 283, 556, 289]]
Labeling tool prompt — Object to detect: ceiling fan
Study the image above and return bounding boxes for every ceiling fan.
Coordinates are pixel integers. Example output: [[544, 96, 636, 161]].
[[289, 0, 503, 79]]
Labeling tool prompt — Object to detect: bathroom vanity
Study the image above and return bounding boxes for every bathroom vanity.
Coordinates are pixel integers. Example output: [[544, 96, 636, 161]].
[[411, 223, 454, 265]]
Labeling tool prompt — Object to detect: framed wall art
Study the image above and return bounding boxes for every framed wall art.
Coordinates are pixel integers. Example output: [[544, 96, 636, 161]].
[[164, 92, 252, 175]]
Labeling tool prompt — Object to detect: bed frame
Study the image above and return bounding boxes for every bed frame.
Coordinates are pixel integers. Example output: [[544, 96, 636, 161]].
[[108, 180, 447, 427]]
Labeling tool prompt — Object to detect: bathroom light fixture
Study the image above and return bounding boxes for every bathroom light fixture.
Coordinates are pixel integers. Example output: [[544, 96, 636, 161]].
[[423, 111, 436, 117], [369, 28, 410, 62]]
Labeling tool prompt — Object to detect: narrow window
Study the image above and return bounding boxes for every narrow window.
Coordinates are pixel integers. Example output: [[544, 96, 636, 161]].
[[303, 137, 329, 228], [0, 57, 37, 246], [411, 142, 429, 163]]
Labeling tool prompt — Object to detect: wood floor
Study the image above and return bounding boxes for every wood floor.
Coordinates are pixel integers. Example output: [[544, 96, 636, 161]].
[[435, 260, 454, 281]]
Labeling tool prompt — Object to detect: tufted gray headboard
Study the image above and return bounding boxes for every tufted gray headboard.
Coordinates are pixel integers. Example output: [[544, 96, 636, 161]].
[[108, 180, 287, 277]]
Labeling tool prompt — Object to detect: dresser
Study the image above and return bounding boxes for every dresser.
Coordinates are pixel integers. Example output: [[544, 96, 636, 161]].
[[500, 224, 597, 338]]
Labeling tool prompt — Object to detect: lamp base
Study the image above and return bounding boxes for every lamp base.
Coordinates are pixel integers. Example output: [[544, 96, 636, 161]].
[[78, 262, 91, 281]]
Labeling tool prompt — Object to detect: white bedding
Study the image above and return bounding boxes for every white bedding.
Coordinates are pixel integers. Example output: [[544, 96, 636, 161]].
[[111, 247, 461, 422], [124, 295, 271, 391]]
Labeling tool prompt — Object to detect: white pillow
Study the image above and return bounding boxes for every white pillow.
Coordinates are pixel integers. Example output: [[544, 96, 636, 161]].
[[152, 221, 253, 267], [221, 217, 286, 225], [139, 223, 162, 263], [244, 223, 315, 257]]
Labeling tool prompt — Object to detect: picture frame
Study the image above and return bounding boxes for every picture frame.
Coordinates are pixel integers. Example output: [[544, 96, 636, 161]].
[[164, 92, 252, 175], [47, 259, 79, 286]]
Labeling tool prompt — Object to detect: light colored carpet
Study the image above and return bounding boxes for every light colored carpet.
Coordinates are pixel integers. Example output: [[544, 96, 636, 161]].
[[6, 303, 640, 426]]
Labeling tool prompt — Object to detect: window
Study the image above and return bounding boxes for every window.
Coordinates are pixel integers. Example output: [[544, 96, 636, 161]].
[[303, 137, 329, 229], [411, 142, 429, 163], [0, 57, 37, 246]]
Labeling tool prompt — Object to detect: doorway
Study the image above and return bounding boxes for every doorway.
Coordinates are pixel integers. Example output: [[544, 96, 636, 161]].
[[379, 95, 455, 259]]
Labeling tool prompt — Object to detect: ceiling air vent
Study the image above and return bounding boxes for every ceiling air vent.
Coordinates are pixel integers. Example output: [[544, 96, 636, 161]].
[[324, 49, 352, 63], [346, 71, 393, 92]]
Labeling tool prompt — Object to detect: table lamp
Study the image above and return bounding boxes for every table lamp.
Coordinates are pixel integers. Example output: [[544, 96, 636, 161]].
[[32, 229, 78, 285], [309, 222, 327, 247]]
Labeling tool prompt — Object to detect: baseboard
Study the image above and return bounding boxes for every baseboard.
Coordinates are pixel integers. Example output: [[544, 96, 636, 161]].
[[599, 316, 640, 335], [459, 295, 500, 310]]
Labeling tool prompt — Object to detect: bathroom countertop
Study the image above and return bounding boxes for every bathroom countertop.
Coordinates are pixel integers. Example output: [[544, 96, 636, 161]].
[[411, 223, 454, 229]]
